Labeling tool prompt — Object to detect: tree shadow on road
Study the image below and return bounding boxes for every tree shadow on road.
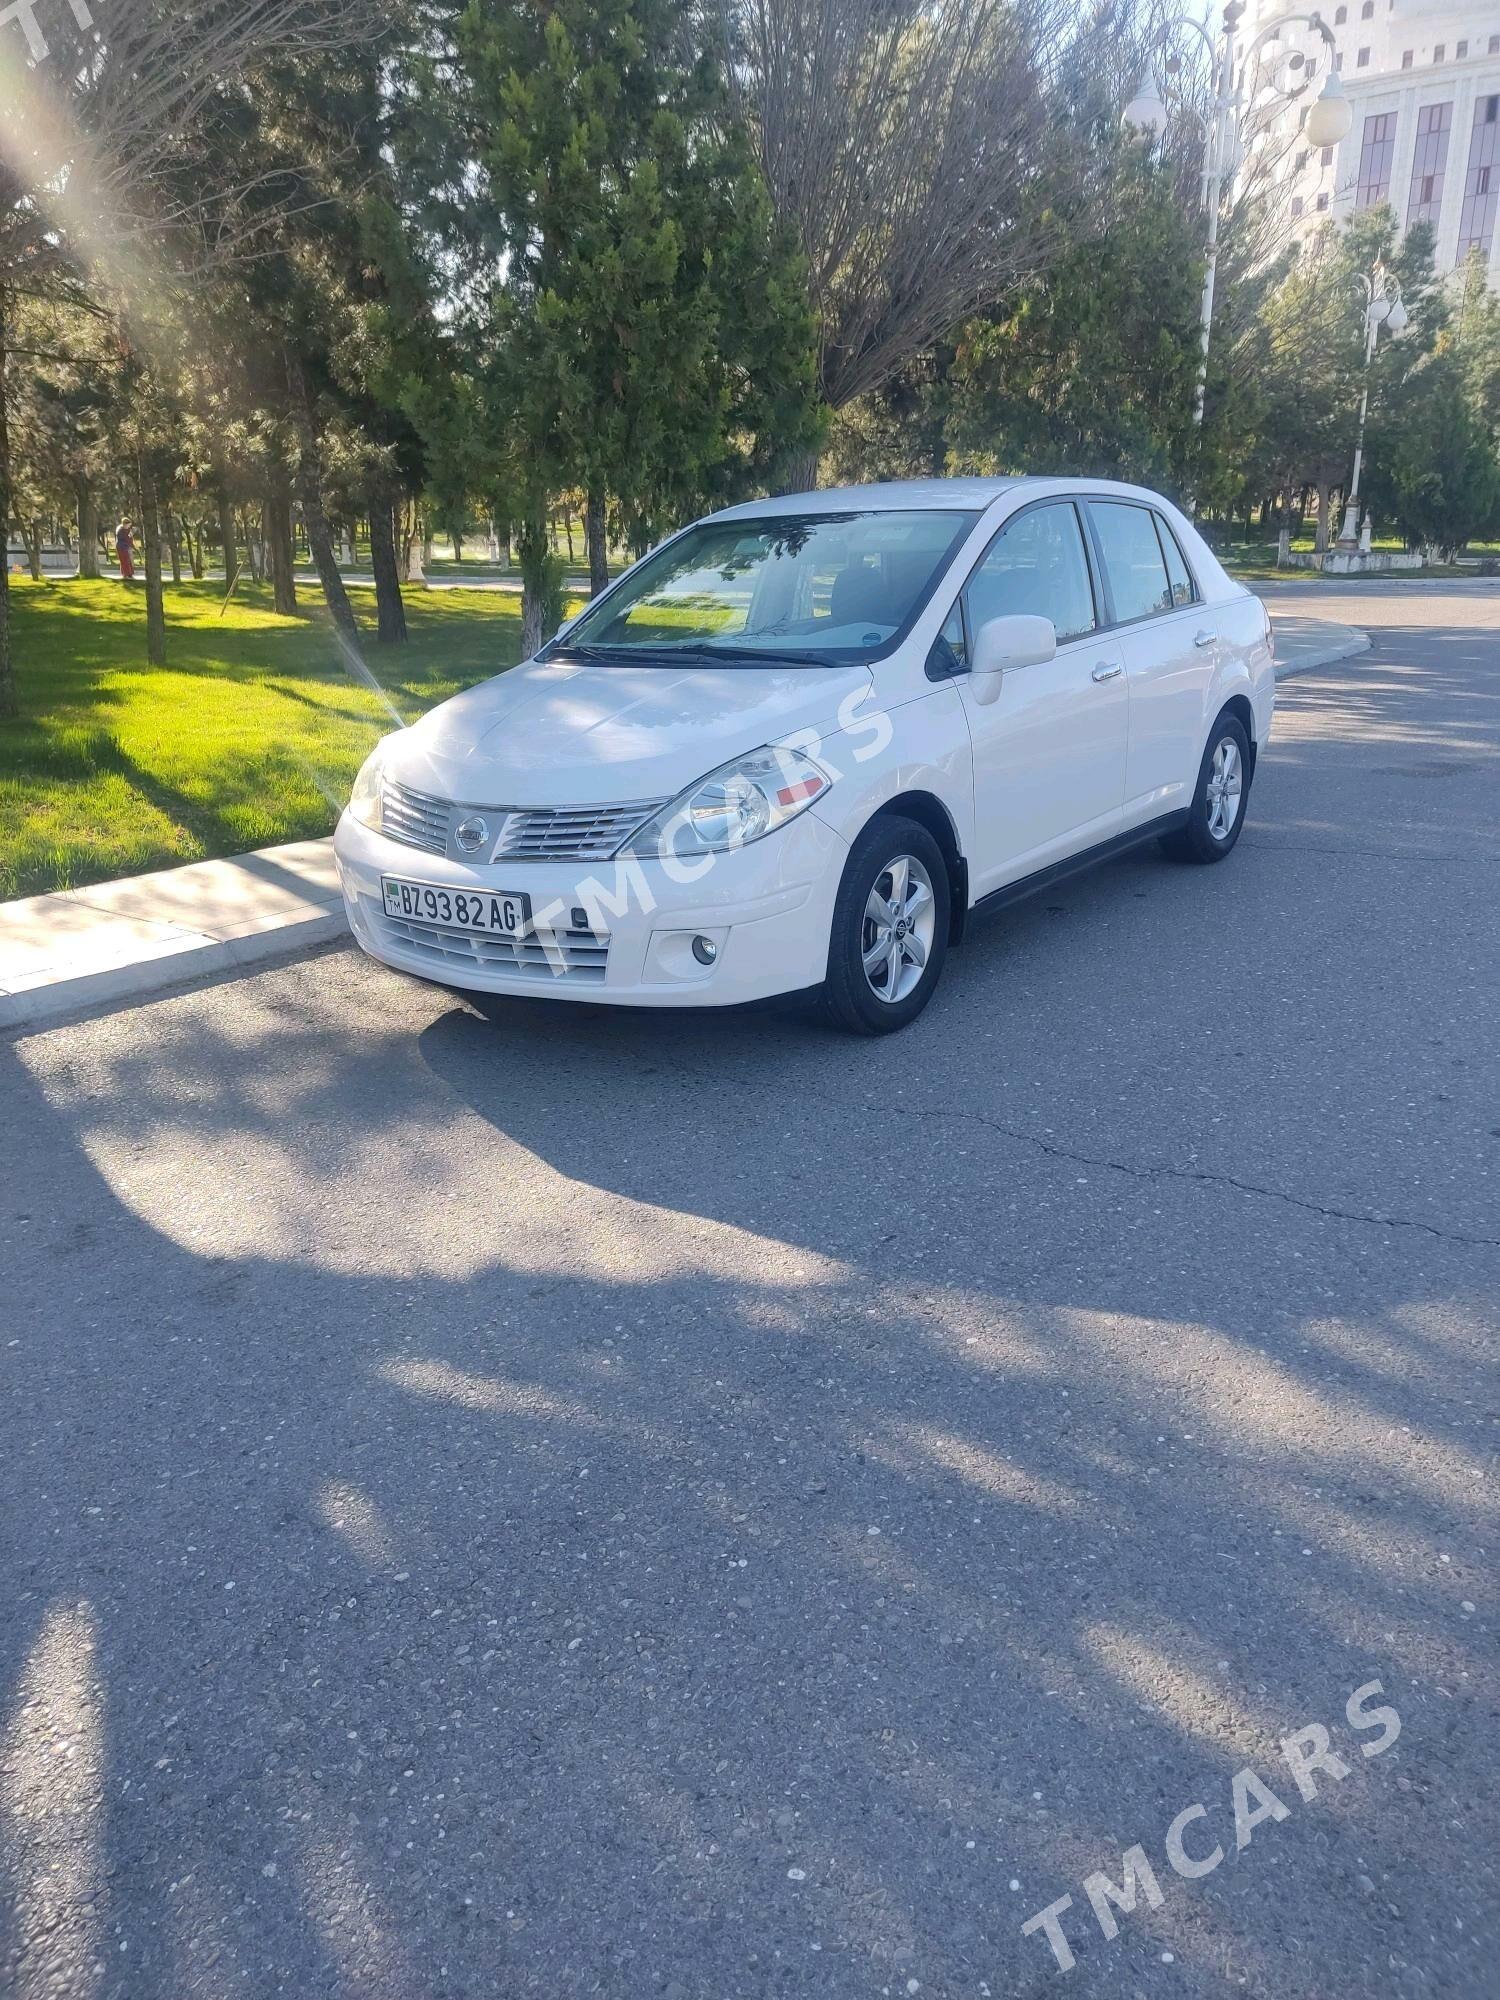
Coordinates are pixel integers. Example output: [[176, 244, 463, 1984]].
[[1, 901, 1493, 1998]]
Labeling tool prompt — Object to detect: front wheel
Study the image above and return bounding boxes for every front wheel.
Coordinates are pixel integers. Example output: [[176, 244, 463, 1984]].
[[819, 816, 950, 1035], [1160, 714, 1252, 865]]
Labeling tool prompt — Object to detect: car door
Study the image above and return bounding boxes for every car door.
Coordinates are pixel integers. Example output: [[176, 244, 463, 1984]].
[[1086, 501, 1217, 827], [948, 499, 1129, 897]]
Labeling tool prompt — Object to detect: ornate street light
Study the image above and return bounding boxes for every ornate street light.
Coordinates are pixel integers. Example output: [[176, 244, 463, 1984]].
[[1125, 4, 1354, 450], [1337, 267, 1412, 548]]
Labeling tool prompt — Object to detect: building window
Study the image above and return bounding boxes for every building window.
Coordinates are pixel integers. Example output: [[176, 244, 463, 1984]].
[[1355, 111, 1396, 206], [1457, 39, 1468, 57], [1434, 43, 1445, 61], [1321, 146, 1334, 166], [1357, 46, 1370, 65], [1334, 4, 1346, 20], [1335, 51, 1344, 69], [1295, 148, 1309, 170], [1402, 49, 1414, 66], [1457, 99, 1500, 257], [1316, 191, 1330, 210], [1406, 101, 1452, 231], [1292, 194, 1305, 216], [1490, 35, 1500, 55], [1361, 1, 1373, 17]]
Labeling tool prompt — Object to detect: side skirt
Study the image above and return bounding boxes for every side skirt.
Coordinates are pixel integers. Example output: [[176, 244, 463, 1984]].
[[970, 811, 1191, 922]]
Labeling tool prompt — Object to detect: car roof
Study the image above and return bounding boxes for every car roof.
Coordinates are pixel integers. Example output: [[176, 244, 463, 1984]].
[[708, 476, 1180, 521], [710, 478, 1019, 519]]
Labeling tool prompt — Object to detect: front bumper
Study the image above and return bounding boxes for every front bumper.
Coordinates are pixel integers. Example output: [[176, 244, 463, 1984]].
[[334, 808, 848, 1007]]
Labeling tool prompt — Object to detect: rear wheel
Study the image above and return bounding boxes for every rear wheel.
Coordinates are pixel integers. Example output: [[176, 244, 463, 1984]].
[[1160, 714, 1252, 865], [819, 816, 950, 1035]]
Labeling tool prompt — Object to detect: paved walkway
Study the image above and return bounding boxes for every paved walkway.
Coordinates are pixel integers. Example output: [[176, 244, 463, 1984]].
[[0, 609, 1369, 1034], [1269, 612, 1368, 675], [0, 840, 343, 1032]]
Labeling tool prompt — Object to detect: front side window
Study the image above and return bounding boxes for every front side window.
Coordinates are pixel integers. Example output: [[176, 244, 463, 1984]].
[[962, 503, 1097, 645], [1090, 502, 1173, 623], [932, 601, 968, 675], [547, 509, 979, 666]]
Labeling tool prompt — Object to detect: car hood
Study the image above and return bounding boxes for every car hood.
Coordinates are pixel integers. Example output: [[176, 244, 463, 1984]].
[[392, 655, 876, 806]]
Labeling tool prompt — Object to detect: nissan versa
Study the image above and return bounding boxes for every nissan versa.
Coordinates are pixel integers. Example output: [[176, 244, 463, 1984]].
[[336, 478, 1275, 1034]]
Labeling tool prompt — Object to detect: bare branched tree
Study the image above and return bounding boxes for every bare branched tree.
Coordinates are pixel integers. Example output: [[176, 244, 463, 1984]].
[[0, 0, 386, 702], [721, 0, 1144, 483]]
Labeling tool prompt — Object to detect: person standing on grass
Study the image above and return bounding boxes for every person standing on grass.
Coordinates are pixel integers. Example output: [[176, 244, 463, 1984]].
[[115, 518, 136, 580]]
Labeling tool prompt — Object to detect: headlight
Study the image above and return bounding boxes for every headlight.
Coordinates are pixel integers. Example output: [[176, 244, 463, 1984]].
[[347, 736, 393, 829], [629, 745, 833, 859]]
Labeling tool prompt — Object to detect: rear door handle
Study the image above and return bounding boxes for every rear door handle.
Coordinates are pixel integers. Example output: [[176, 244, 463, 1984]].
[[1092, 661, 1123, 683], [1194, 629, 1215, 648]]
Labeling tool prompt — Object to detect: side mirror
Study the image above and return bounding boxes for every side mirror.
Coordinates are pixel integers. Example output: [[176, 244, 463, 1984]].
[[968, 613, 1057, 703]]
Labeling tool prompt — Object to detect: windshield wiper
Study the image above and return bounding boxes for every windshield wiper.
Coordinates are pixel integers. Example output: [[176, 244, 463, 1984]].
[[547, 642, 703, 666], [696, 643, 851, 668], [549, 639, 843, 669]]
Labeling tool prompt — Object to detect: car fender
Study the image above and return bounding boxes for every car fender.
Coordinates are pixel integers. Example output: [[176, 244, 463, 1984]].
[[800, 684, 975, 865], [1206, 595, 1276, 750]]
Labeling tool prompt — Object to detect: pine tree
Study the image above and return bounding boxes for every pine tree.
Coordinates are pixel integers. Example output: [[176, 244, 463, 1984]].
[[411, 0, 818, 648]]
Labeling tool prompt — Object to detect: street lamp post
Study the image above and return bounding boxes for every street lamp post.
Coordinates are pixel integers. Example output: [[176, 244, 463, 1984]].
[[1337, 267, 1409, 548], [1124, 5, 1354, 440]]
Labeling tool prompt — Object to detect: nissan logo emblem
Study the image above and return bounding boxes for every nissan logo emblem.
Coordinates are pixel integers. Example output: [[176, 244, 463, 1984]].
[[454, 814, 490, 855]]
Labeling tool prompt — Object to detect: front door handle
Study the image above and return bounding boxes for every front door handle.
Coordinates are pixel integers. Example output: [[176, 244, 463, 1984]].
[[1194, 629, 1215, 648], [1092, 661, 1123, 683]]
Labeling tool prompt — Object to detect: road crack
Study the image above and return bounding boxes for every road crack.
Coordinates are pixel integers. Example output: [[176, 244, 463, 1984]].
[[718, 1064, 1500, 1251]]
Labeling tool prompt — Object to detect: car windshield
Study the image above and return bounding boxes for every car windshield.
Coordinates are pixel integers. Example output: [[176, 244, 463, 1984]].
[[542, 509, 980, 666]]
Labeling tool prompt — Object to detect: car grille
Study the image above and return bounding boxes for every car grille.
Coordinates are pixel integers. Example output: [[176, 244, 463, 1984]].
[[375, 910, 612, 985], [381, 779, 449, 856], [491, 800, 668, 861], [378, 781, 665, 862]]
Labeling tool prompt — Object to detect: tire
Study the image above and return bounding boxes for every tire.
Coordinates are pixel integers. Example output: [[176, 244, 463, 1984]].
[[1160, 713, 1253, 865], [819, 815, 951, 1035]]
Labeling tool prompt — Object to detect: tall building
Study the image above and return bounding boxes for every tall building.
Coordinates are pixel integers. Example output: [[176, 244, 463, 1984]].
[[1260, 0, 1500, 277]]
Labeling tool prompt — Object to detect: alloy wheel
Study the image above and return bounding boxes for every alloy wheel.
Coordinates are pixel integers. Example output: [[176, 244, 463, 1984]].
[[1205, 736, 1243, 841], [861, 854, 937, 1004]]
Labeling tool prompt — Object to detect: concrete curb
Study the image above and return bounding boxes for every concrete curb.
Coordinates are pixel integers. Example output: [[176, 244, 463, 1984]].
[[1273, 625, 1372, 679], [1, 838, 347, 1035]]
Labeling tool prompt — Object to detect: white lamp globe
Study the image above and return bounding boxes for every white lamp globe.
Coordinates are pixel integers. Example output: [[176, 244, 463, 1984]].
[[1122, 79, 1169, 136], [1386, 297, 1409, 334], [1305, 70, 1353, 148]]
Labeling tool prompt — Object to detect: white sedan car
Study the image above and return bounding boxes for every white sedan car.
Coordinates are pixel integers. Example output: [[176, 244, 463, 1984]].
[[336, 478, 1274, 1034]]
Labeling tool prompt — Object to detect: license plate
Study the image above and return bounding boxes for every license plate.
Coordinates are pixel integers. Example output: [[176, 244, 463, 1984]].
[[381, 877, 530, 936]]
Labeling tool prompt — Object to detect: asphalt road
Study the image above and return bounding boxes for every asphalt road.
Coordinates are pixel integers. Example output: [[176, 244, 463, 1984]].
[[2, 583, 1496, 2000]]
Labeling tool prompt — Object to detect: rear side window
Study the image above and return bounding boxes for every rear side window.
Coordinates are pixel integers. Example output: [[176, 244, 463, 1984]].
[[962, 502, 1097, 644], [1089, 502, 1173, 623], [1154, 514, 1198, 607]]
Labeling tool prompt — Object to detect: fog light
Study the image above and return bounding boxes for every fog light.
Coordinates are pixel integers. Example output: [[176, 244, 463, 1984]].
[[691, 934, 718, 966]]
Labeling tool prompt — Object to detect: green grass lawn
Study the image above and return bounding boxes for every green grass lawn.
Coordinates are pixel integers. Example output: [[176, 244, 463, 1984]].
[[0, 577, 582, 900]]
